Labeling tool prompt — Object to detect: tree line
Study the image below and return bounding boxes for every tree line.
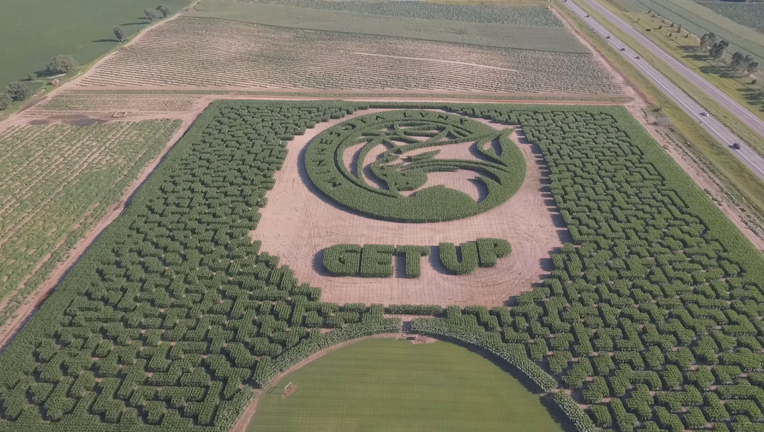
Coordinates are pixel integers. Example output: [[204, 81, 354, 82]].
[[700, 32, 760, 76], [113, 5, 170, 43]]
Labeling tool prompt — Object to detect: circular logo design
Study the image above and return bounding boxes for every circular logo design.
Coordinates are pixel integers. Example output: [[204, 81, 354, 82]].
[[305, 110, 526, 222]]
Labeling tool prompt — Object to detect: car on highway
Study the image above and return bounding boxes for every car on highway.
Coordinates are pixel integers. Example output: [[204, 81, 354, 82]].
[[620, 48, 625, 51], [700, 111, 708, 117], [605, 36, 610, 39], [732, 143, 742, 150], [585, 14, 590, 18], [635, 56, 640, 59]]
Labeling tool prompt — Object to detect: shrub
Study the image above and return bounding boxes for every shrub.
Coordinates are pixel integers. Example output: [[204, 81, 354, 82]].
[[46, 55, 79, 75], [359, 244, 395, 278], [323, 244, 361, 276], [476, 238, 511, 267], [439, 241, 479, 275], [0, 93, 11, 110], [395, 245, 430, 278], [6, 81, 30, 101]]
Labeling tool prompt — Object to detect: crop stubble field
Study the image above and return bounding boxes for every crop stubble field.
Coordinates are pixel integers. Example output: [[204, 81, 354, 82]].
[[0, 101, 763, 432], [0, 120, 180, 328], [75, 17, 623, 97]]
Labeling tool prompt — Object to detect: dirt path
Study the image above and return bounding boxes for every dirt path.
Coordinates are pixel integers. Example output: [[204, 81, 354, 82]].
[[252, 108, 566, 306], [350, 52, 519, 72]]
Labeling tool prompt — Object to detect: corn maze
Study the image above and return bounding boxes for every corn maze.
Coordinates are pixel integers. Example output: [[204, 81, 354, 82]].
[[2, 101, 764, 432], [0, 120, 179, 327], [77, 18, 623, 97]]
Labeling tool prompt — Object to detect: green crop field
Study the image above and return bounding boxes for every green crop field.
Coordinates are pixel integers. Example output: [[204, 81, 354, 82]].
[[187, 1, 586, 53], [0, 120, 179, 327], [248, 339, 563, 432], [696, 1, 764, 35], [0, 0, 189, 90], [1, 101, 764, 432]]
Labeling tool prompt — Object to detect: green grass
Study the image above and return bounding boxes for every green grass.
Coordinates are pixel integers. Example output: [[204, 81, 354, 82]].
[[187, 1, 587, 53], [0, 0, 189, 90], [248, 339, 564, 432]]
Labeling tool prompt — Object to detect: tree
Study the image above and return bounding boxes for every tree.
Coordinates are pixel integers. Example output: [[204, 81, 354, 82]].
[[710, 40, 729, 61], [731, 52, 745, 71], [0, 93, 11, 111], [113, 26, 126, 43], [6, 81, 31, 101], [156, 4, 170, 18], [700, 32, 718, 51], [144, 9, 159, 22], [731, 52, 758, 74], [45, 55, 78, 75]]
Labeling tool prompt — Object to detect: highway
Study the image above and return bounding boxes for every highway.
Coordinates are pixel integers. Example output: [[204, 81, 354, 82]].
[[561, 0, 764, 181]]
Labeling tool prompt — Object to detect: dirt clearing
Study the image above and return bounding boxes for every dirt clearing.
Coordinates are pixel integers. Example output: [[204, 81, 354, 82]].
[[252, 109, 568, 306]]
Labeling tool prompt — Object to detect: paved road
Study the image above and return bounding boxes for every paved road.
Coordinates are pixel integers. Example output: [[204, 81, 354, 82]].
[[561, 0, 764, 181]]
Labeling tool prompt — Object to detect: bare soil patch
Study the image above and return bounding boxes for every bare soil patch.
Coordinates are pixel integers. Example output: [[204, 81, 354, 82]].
[[252, 109, 568, 306]]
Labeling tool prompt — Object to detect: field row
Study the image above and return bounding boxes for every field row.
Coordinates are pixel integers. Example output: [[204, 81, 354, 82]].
[[0, 120, 180, 326], [77, 18, 622, 97], [35, 93, 199, 113], [231, 0, 564, 27], [0, 102, 763, 432], [185, 1, 585, 54]]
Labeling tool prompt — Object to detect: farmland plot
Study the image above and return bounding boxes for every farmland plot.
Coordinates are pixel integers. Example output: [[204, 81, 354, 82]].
[[77, 18, 624, 97], [35, 92, 200, 113], [696, 1, 764, 35], [0, 120, 179, 326], [2, 101, 764, 432], [186, 1, 586, 53], [227, 0, 564, 27]]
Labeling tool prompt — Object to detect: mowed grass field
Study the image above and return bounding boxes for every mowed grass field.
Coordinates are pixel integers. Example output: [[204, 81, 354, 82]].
[[0, 0, 188, 89], [248, 339, 564, 432]]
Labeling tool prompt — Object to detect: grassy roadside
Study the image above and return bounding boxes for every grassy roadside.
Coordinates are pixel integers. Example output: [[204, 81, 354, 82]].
[[574, 0, 764, 163], [555, 0, 764, 224], [598, 0, 764, 122]]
